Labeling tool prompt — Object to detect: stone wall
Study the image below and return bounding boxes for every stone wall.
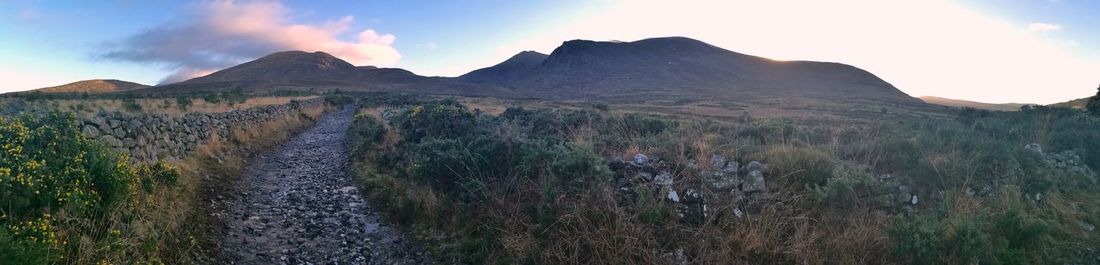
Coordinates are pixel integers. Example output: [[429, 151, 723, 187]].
[[78, 99, 325, 162]]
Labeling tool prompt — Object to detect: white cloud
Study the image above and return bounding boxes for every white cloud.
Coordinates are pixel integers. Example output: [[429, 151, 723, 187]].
[[102, 0, 401, 84], [1028, 22, 1062, 32], [480, 0, 1098, 104]]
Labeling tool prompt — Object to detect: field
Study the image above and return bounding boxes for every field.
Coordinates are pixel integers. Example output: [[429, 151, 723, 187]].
[[347, 94, 1100, 264], [2, 90, 1098, 264]]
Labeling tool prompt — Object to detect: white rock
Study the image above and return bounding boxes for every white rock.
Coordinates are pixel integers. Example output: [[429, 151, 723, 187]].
[[667, 190, 680, 202], [654, 171, 674, 186]]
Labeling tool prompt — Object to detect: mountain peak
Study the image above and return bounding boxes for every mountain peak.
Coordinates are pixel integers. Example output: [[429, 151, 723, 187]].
[[182, 50, 357, 84], [252, 50, 355, 70], [467, 36, 918, 105]]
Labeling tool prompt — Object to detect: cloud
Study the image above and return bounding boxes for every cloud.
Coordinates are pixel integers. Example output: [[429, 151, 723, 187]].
[[99, 0, 401, 84], [1028, 22, 1062, 32]]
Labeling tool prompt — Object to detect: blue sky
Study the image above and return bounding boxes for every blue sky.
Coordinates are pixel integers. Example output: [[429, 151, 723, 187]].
[[1, 0, 1097, 104]]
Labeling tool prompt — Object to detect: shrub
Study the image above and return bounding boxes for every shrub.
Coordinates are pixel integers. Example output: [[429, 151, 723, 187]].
[[0, 111, 181, 262], [767, 146, 835, 189], [121, 98, 142, 111], [350, 114, 386, 156], [175, 96, 192, 110], [1087, 84, 1099, 116], [394, 102, 479, 143], [324, 94, 353, 105], [809, 165, 893, 210], [410, 136, 508, 200]]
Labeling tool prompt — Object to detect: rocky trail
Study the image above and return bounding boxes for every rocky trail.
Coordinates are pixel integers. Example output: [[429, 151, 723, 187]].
[[210, 106, 429, 264]]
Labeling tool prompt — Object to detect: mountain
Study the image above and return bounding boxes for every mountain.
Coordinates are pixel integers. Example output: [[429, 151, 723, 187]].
[[141, 37, 923, 108], [36, 79, 149, 93], [919, 96, 1029, 111], [181, 51, 423, 84], [465, 37, 921, 105], [458, 51, 548, 84], [1050, 97, 1091, 109], [146, 51, 507, 96]]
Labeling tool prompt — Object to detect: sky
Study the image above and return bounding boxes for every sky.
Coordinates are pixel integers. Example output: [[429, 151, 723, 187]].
[[0, 0, 1097, 104]]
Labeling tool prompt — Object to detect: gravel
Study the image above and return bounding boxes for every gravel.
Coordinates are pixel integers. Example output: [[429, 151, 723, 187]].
[[211, 106, 430, 264]]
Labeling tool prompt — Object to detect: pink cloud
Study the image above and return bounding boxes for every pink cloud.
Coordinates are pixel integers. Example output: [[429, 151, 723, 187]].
[[101, 0, 400, 84]]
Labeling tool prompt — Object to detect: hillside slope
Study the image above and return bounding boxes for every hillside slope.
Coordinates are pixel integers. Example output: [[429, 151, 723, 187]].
[[1050, 97, 1091, 109], [36, 79, 149, 93], [919, 96, 1028, 111], [143, 51, 509, 96], [458, 51, 548, 84], [468, 37, 921, 105]]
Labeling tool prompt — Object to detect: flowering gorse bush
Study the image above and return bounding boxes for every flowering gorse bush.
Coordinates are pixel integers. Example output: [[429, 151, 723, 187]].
[[0, 111, 179, 263]]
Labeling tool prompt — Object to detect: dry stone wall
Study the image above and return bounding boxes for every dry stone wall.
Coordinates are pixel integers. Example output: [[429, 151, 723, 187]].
[[78, 99, 324, 162]]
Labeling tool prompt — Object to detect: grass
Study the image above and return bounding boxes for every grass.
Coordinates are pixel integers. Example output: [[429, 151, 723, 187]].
[[44, 96, 318, 117], [346, 96, 1100, 264]]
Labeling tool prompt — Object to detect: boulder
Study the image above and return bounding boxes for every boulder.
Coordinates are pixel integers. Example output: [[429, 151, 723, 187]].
[[709, 154, 727, 169], [897, 185, 914, 205], [742, 161, 767, 192], [667, 190, 680, 202], [1024, 143, 1043, 154], [723, 160, 739, 174], [81, 124, 100, 137], [631, 154, 649, 166], [654, 171, 674, 186]]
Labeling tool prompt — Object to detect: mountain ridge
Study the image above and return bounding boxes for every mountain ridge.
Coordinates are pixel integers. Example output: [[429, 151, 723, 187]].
[[132, 37, 929, 108], [467, 37, 921, 105]]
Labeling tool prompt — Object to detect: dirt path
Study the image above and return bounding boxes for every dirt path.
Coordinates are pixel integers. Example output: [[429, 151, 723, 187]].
[[211, 106, 429, 264]]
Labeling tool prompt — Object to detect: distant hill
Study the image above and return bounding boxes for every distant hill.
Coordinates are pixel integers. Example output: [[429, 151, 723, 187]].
[[181, 51, 424, 84], [919, 96, 1029, 111], [145, 51, 508, 96], [131, 37, 928, 109], [458, 51, 548, 84], [36, 79, 149, 93], [1050, 97, 1091, 109], [464, 37, 922, 105]]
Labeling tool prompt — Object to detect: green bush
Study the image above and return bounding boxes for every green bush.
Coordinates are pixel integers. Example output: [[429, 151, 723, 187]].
[[175, 96, 192, 110], [1087, 85, 1099, 116], [350, 114, 386, 157], [324, 94, 353, 105], [121, 98, 142, 112], [410, 136, 508, 200], [889, 188, 1052, 265], [0, 111, 181, 263], [767, 146, 835, 189], [394, 102, 479, 143]]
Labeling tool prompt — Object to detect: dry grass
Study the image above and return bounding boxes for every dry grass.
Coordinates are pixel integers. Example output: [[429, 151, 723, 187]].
[[119, 103, 332, 263], [44, 96, 317, 117]]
